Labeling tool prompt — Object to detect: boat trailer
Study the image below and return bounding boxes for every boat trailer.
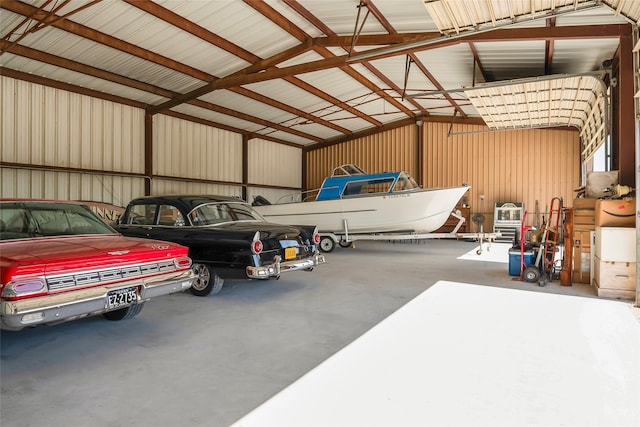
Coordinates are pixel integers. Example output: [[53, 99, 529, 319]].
[[318, 211, 501, 254]]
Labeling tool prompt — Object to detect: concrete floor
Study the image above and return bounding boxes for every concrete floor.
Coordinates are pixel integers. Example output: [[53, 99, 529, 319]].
[[1, 239, 638, 427]]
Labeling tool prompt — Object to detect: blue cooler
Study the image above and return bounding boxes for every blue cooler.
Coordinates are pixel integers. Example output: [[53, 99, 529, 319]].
[[509, 248, 535, 276]]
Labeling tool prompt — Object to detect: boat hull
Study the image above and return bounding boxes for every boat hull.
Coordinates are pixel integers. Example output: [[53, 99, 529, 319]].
[[255, 186, 469, 234]]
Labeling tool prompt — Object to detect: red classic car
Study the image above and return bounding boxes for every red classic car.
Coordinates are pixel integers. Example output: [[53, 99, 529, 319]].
[[0, 199, 196, 330]]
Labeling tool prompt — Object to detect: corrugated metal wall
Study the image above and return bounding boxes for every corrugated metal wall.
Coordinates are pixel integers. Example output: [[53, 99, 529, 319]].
[[248, 138, 301, 186], [246, 138, 302, 206], [306, 126, 418, 189], [1, 77, 145, 205], [154, 115, 242, 184], [1, 77, 293, 205], [306, 121, 581, 230], [0, 168, 144, 207], [1, 77, 145, 173], [151, 179, 243, 198]]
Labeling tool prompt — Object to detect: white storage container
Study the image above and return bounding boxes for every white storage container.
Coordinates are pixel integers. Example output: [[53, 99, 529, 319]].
[[594, 227, 636, 262], [593, 257, 637, 292]]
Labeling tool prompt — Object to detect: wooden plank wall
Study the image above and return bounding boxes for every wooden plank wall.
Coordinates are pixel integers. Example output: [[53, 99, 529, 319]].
[[306, 121, 581, 232]]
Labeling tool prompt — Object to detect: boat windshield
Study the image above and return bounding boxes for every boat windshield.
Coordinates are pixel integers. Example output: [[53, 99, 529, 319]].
[[332, 164, 366, 176], [392, 173, 420, 192]]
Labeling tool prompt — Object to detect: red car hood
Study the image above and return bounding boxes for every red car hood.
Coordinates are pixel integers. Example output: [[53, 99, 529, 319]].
[[1, 234, 188, 280]]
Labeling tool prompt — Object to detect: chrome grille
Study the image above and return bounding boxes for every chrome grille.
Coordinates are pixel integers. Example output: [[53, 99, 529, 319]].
[[46, 260, 177, 291]]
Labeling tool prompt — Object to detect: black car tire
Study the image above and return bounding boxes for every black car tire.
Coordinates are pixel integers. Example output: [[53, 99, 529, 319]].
[[103, 303, 144, 321], [190, 263, 224, 296], [319, 236, 335, 253]]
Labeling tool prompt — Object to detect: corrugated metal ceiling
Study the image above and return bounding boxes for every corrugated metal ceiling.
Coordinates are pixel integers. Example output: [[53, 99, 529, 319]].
[[0, 0, 637, 148]]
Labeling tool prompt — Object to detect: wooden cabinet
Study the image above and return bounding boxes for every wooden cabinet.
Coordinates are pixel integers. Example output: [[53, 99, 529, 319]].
[[435, 206, 470, 233]]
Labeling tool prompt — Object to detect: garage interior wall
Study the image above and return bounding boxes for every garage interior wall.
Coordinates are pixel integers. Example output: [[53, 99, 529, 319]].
[[306, 125, 419, 187], [306, 121, 581, 231], [0, 75, 584, 230], [0, 77, 302, 206], [152, 115, 243, 197], [246, 138, 302, 206], [1, 77, 146, 206]]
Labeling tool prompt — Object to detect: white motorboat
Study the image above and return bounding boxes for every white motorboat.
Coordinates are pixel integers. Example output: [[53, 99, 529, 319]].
[[253, 164, 469, 236]]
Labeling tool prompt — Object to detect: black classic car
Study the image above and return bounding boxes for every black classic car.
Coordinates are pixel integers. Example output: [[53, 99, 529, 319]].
[[114, 195, 325, 296]]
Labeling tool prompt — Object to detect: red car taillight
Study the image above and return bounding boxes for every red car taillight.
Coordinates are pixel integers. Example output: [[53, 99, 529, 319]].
[[313, 227, 320, 244], [251, 231, 263, 255]]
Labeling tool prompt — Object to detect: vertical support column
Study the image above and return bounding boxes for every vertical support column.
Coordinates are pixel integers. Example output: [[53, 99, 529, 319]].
[[302, 145, 308, 193], [614, 26, 635, 186], [633, 27, 640, 308], [242, 133, 249, 201], [144, 112, 153, 196], [416, 119, 424, 186]]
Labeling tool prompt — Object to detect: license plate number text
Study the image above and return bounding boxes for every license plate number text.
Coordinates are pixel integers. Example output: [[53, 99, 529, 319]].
[[107, 287, 138, 309]]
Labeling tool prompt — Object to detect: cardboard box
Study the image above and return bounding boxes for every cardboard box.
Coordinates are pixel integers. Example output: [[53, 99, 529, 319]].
[[594, 199, 635, 227], [573, 210, 595, 228], [571, 242, 591, 284], [573, 229, 592, 249], [573, 198, 597, 210]]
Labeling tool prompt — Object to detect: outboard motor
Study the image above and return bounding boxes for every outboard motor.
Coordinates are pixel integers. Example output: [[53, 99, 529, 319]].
[[252, 195, 272, 206]]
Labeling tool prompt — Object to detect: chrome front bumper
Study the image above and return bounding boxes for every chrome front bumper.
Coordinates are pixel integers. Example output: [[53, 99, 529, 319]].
[[1, 269, 195, 330], [246, 253, 326, 279]]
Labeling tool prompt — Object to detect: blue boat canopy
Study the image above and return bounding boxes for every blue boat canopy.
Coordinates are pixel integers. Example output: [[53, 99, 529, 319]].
[[316, 164, 420, 201]]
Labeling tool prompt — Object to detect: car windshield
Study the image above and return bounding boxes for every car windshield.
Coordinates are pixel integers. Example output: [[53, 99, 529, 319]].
[[0, 202, 116, 240], [190, 202, 265, 225]]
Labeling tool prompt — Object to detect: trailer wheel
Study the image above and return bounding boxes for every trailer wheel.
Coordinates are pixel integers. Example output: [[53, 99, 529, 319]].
[[319, 236, 335, 253], [523, 266, 541, 283], [339, 240, 353, 248]]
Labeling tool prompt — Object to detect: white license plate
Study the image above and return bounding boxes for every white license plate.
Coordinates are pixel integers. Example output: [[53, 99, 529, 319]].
[[106, 287, 138, 309]]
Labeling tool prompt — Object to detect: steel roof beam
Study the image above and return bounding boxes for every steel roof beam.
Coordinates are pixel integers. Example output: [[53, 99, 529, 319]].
[[246, 0, 407, 124], [145, 24, 628, 112], [0, 0, 336, 141], [124, 0, 351, 135], [282, 0, 427, 117], [240, 2, 381, 126], [348, 23, 629, 63], [0, 42, 322, 143], [365, 0, 465, 118]]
